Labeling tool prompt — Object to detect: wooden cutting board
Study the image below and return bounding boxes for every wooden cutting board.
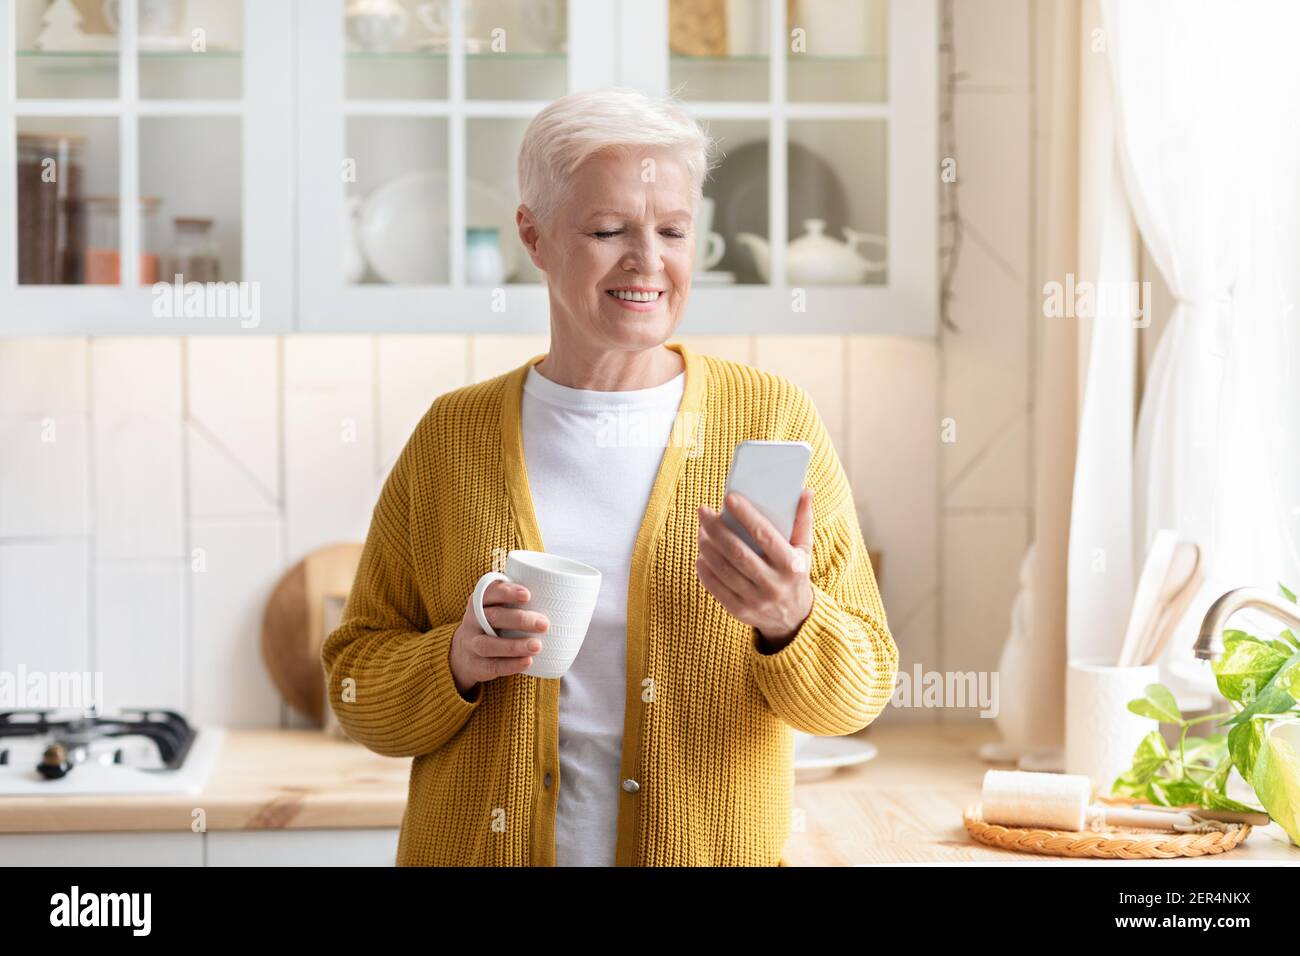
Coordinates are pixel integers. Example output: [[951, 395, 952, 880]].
[[261, 543, 363, 727]]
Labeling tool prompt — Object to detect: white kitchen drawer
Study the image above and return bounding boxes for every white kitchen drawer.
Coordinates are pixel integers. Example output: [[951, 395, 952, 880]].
[[0, 831, 204, 866], [206, 828, 400, 866]]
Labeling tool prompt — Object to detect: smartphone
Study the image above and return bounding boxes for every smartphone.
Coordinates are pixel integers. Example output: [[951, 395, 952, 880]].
[[719, 440, 812, 558]]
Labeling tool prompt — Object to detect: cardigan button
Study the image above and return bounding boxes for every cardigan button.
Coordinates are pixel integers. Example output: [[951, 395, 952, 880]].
[[622, 778, 640, 793]]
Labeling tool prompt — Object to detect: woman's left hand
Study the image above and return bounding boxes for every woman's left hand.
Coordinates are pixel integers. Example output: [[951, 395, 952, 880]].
[[696, 488, 815, 648]]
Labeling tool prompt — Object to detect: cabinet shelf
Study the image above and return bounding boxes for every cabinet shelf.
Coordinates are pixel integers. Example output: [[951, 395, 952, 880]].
[[17, 49, 242, 60], [346, 50, 564, 61], [670, 52, 885, 64]]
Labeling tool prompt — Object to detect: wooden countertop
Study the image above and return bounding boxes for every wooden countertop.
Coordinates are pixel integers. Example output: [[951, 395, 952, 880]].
[[3, 721, 1297, 864], [0, 729, 410, 834]]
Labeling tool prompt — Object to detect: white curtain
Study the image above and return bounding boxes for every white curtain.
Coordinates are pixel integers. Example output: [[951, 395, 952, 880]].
[[1064, 0, 1136, 666], [1100, 0, 1300, 704]]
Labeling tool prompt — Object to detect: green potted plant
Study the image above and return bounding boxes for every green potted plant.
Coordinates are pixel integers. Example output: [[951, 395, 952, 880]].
[[1112, 583, 1300, 845]]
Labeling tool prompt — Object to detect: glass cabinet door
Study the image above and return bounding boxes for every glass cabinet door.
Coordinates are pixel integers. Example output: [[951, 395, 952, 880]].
[[2, 0, 292, 332], [657, 0, 932, 333], [300, 0, 598, 332]]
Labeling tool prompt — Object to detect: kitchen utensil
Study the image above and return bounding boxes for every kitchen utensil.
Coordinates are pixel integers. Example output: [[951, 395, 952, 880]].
[[1065, 658, 1158, 789], [708, 139, 847, 283], [262, 543, 364, 726], [1128, 803, 1270, 826], [981, 768, 1198, 830], [1136, 542, 1203, 667], [355, 170, 520, 285], [1116, 528, 1178, 666], [471, 551, 602, 680]]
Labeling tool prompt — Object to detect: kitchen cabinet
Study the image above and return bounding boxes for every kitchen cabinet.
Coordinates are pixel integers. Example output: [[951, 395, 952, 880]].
[[0, 828, 399, 865], [299, 0, 936, 334], [0, 831, 205, 865], [3, 0, 934, 335], [1, 0, 294, 334], [206, 828, 400, 866]]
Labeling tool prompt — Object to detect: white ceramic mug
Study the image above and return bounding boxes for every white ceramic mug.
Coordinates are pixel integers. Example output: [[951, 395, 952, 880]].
[[1065, 658, 1160, 797], [471, 550, 601, 679]]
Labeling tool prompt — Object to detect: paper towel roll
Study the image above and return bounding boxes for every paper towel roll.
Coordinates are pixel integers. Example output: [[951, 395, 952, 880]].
[[981, 769, 1092, 830], [1066, 659, 1160, 795]]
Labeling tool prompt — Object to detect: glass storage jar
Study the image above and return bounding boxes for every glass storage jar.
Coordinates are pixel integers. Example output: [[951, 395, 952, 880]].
[[82, 195, 162, 285], [167, 216, 221, 282], [17, 132, 86, 284]]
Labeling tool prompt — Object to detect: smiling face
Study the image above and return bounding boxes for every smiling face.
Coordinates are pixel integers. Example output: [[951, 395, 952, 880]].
[[519, 146, 696, 355]]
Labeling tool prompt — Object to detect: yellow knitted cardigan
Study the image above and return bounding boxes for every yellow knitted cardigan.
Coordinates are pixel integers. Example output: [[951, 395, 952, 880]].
[[321, 340, 897, 866]]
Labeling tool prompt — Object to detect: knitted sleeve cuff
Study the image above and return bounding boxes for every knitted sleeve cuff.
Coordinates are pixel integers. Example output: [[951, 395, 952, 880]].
[[325, 619, 483, 758], [748, 582, 897, 736], [430, 619, 483, 712]]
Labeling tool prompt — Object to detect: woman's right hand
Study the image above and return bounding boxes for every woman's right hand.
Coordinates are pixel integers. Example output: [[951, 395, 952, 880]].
[[449, 580, 549, 699]]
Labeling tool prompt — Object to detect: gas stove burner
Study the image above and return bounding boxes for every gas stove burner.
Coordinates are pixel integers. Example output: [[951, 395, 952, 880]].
[[0, 708, 199, 780]]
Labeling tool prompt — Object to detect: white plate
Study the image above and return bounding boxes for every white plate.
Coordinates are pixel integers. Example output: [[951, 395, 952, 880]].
[[794, 733, 879, 781], [357, 170, 520, 285]]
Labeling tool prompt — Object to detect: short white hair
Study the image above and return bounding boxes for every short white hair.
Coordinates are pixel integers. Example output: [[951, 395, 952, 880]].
[[517, 86, 719, 226]]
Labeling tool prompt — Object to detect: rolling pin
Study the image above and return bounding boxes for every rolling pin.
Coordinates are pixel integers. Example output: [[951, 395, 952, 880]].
[[981, 769, 1199, 830]]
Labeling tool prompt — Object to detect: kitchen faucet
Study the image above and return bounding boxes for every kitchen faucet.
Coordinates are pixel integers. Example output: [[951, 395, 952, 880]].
[[1194, 587, 1300, 660]]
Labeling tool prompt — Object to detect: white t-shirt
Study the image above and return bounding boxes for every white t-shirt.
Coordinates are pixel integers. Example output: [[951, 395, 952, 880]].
[[521, 363, 686, 867]]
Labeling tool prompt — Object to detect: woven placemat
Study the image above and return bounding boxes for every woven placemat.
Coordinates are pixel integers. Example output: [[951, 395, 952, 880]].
[[963, 796, 1252, 859]]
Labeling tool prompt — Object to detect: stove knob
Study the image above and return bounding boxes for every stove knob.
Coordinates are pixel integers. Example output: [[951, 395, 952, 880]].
[[37, 743, 72, 780]]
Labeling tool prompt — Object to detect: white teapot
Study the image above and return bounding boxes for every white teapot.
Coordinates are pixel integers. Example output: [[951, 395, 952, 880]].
[[736, 218, 887, 284]]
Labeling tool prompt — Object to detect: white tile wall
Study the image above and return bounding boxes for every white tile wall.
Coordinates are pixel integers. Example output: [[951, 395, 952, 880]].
[[937, 0, 1039, 722], [0, 541, 89, 675], [0, 330, 948, 729], [91, 339, 185, 559], [0, 1, 1041, 730]]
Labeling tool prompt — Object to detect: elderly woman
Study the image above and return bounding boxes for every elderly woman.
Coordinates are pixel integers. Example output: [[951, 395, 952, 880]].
[[322, 86, 897, 867]]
